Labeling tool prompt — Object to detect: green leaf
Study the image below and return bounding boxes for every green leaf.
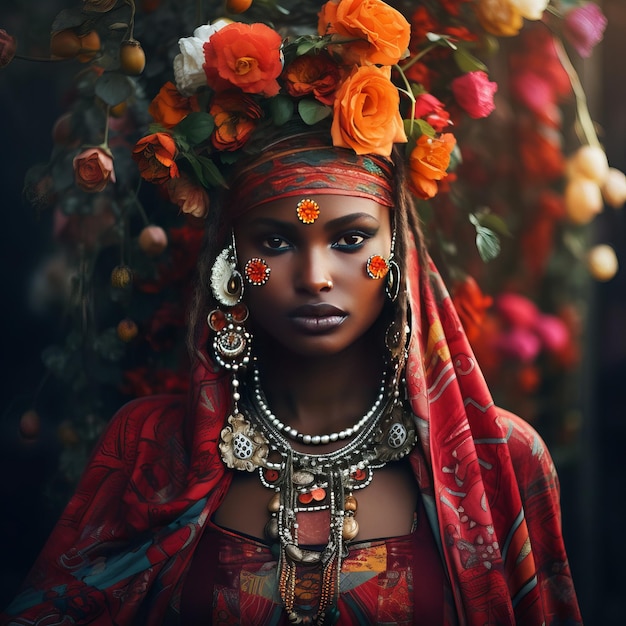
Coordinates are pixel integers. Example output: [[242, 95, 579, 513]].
[[185, 153, 227, 188], [174, 112, 215, 146], [197, 154, 228, 188], [404, 118, 435, 141], [477, 212, 512, 238], [453, 47, 488, 73], [298, 99, 332, 125], [94, 72, 134, 106], [269, 95, 295, 126], [470, 215, 501, 262]]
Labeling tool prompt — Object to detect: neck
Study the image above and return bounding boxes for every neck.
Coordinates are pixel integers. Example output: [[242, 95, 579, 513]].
[[251, 329, 386, 436]]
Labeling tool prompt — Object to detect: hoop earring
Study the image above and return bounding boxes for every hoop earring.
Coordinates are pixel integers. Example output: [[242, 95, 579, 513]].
[[385, 222, 401, 302], [244, 258, 271, 286], [210, 231, 244, 307], [385, 259, 401, 302]]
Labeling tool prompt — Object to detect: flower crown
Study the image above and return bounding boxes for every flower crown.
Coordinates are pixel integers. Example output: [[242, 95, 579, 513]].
[[131, 0, 479, 219]]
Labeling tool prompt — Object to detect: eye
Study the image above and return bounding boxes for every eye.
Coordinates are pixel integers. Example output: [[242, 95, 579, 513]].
[[263, 235, 291, 251], [332, 231, 370, 250]]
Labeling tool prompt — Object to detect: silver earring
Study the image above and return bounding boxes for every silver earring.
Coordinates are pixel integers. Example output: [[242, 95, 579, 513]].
[[210, 231, 243, 307], [385, 225, 400, 302]]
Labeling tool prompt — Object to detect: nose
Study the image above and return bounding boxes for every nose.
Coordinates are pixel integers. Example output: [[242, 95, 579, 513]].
[[295, 246, 334, 294]]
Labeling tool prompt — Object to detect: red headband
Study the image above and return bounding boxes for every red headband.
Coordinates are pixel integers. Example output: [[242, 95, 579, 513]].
[[227, 135, 395, 218]]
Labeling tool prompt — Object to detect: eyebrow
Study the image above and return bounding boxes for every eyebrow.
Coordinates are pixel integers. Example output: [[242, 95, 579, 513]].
[[245, 212, 381, 232]]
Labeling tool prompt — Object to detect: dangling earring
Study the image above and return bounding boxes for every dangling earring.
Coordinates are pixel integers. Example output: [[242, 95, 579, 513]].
[[244, 257, 271, 286], [385, 225, 401, 303], [208, 232, 252, 420], [211, 231, 244, 306]]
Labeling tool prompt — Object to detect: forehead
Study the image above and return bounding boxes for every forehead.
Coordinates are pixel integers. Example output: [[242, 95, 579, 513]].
[[234, 194, 391, 228]]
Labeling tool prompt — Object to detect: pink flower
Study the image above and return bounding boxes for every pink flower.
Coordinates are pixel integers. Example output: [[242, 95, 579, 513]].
[[72, 147, 116, 193], [166, 173, 210, 218], [0, 29, 16, 68], [495, 328, 542, 363], [413, 94, 452, 132], [563, 2, 607, 58], [451, 71, 498, 119], [509, 70, 553, 114], [533, 314, 569, 353], [495, 293, 539, 329]]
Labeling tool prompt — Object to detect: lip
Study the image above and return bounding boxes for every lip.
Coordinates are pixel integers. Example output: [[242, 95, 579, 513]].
[[288, 304, 347, 334]]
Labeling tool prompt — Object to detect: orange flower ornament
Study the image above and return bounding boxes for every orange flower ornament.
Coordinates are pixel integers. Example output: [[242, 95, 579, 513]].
[[132, 133, 179, 184], [331, 65, 407, 156], [148, 81, 200, 129], [318, 0, 410, 66], [408, 133, 456, 199]]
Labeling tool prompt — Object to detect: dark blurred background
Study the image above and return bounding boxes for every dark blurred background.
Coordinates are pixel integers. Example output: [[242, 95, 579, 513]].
[[1, 1, 625, 623]]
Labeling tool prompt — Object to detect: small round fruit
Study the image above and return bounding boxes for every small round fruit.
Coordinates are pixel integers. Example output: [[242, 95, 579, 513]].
[[50, 29, 81, 58], [138, 225, 168, 257], [77, 30, 101, 63], [110, 264, 133, 288], [226, 0, 253, 13], [602, 167, 626, 209], [564, 177, 603, 225], [587, 244, 618, 282], [568, 145, 609, 185], [117, 318, 139, 342], [119, 40, 146, 75], [19, 409, 41, 440]]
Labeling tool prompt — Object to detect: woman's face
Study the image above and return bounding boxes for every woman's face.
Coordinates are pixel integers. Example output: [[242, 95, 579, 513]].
[[234, 193, 392, 357]]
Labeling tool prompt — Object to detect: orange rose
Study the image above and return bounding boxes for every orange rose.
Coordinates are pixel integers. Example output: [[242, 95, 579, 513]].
[[148, 81, 200, 129], [209, 91, 263, 151], [132, 133, 179, 184], [166, 173, 210, 218], [283, 54, 341, 106], [474, 0, 524, 37], [73, 147, 116, 192], [318, 0, 410, 66], [331, 65, 406, 156], [408, 133, 456, 199], [203, 22, 283, 96]]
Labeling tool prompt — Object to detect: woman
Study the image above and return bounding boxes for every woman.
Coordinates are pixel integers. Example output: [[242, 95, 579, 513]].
[[2, 1, 581, 624]]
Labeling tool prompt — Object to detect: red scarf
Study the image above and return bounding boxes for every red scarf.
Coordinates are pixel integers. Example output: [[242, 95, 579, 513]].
[[1, 252, 581, 625]]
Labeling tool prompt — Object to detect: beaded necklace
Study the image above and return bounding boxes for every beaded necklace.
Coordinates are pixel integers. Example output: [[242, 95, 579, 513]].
[[218, 373, 417, 625]]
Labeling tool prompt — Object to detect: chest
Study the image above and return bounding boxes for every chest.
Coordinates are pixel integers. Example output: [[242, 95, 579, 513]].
[[213, 458, 418, 544]]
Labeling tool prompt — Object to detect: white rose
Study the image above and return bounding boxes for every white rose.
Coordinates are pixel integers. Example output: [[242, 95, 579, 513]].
[[509, 0, 549, 20], [173, 19, 230, 96]]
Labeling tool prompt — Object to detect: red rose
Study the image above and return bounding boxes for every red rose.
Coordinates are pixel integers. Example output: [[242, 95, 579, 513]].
[[203, 22, 283, 96], [209, 90, 263, 151], [451, 71, 498, 119]]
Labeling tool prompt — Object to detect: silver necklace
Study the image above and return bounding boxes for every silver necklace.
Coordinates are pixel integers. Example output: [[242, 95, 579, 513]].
[[251, 367, 387, 445], [218, 375, 417, 625]]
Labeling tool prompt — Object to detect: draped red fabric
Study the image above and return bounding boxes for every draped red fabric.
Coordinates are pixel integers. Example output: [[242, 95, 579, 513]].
[[1, 252, 582, 625]]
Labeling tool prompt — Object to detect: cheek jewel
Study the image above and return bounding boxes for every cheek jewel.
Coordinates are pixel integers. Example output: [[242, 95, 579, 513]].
[[296, 198, 320, 224], [366, 254, 390, 280], [244, 257, 271, 285]]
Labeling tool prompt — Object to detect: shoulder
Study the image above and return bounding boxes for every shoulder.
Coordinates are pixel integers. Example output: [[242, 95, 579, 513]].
[[93, 394, 188, 468], [495, 407, 559, 496]]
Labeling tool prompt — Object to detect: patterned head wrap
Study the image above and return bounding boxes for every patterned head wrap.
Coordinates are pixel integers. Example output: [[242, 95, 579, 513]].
[[226, 130, 395, 218]]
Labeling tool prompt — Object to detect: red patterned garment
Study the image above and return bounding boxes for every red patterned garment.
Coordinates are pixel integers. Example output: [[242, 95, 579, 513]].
[[1, 252, 582, 626], [179, 490, 446, 624]]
